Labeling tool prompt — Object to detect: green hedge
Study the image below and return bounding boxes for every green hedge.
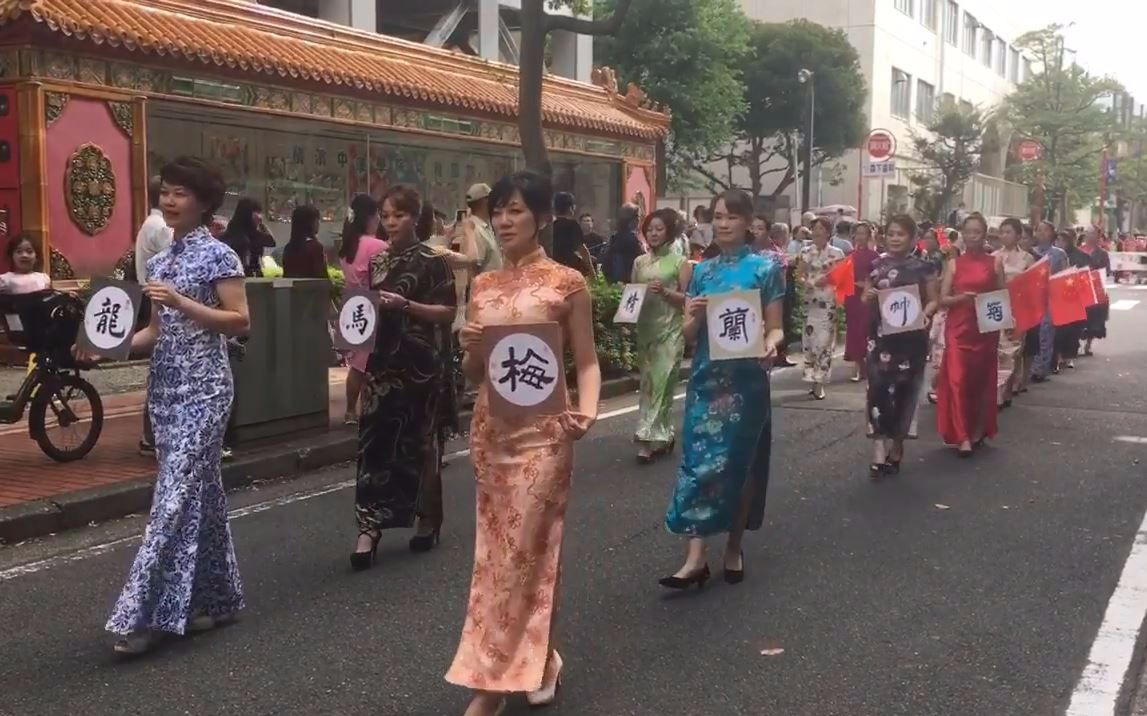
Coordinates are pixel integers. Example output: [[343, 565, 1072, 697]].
[[584, 276, 637, 377]]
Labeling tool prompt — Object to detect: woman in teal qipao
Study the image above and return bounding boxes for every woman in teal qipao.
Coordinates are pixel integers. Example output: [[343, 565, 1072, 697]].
[[661, 190, 787, 590], [632, 208, 692, 463]]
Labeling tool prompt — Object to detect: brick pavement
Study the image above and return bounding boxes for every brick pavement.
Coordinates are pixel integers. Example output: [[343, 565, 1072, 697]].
[[0, 369, 349, 508]]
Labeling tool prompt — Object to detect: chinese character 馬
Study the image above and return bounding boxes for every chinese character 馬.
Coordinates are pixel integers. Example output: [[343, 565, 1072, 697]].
[[718, 306, 750, 343], [498, 346, 555, 393], [93, 297, 126, 339], [348, 302, 369, 335], [624, 290, 640, 313], [986, 300, 1003, 322]]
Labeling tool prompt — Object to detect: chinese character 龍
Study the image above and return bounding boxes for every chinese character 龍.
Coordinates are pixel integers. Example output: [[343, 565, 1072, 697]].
[[986, 300, 1003, 322], [718, 306, 750, 343], [497, 346, 555, 393], [94, 297, 125, 339]]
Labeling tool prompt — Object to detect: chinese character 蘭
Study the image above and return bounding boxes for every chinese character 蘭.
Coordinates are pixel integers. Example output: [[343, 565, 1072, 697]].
[[93, 297, 125, 339], [348, 303, 369, 335], [986, 300, 1003, 322], [497, 346, 555, 393], [718, 306, 750, 343]]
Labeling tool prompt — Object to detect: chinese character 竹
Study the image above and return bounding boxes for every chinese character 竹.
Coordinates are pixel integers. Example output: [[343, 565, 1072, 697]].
[[497, 346, 555, 392], [624, 291, 640, 313], [93, 297, 125, 339], [718, 306, 750, 343]]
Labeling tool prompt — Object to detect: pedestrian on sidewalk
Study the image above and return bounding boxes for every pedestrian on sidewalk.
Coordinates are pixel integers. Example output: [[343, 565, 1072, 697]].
[[447, 171, 600, 716], [632, 208, 690, 464], [844, 222, 879, 382], [79, 156, 251, 655], [133, 176, 172, 457], [994, 218, 1035, 406], [936, 213, 1005, 457], [281, 205, 328, 280], [1081, 226, 1111, 357], [338, 195, 387, 425], [797, 217, 845, 400], [861, 215, 939, 479], [350, 185, 456, 569], [660, 189, 785, 591]]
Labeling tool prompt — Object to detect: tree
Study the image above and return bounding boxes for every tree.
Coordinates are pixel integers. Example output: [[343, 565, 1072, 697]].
[[517, 0, 634, 177], [595, 0, 749, 188], [908, 103, 985, 222], [1108, 117, 1147, 231], [1002, 25, 1122, 223], [694, 20, 867, 204]]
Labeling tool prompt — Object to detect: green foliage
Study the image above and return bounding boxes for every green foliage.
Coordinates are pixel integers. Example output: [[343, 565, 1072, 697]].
[[909, 104, 985, 221], [696, 20, 867, 199], [579, 275, 636, 377], [1002, 24, 1122, 221], [595, 0, 749, 189]]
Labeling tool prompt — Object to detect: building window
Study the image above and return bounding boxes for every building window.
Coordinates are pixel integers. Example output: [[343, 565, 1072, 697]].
[[963, 13, 977, 56], [981, 30, 993, 67], [1008, 48, 1020, 82], [945, 1, 959, 45], [916, 80, 936, 123], [894, 0, 913, 17], [920, 0, 937, 30], [891, 68, 912, 119], [996, 41, 1007, 76]]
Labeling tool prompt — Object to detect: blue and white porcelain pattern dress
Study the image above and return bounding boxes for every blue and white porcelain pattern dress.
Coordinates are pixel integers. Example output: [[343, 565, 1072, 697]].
[[106, 225, 246, 636]]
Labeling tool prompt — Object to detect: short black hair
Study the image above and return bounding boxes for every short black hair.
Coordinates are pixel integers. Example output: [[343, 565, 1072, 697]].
[[489, 170, 553, 220], [712, 189, 753, 220], [554, 191, 575, 215], [886, 214, 918, 239], [4, 233, 40, 269], [159, 156, 225, 225], [1000, 218, 1024, 237], [810, 217, 834, 235], [578, 212, 593, 221]]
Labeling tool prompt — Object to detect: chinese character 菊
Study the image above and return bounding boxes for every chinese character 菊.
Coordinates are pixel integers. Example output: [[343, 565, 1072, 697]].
[[93, 297, 125, 339], [986, 299, 1003, 322], [718, 306, 750, 343], [497, 346, 556, 393]]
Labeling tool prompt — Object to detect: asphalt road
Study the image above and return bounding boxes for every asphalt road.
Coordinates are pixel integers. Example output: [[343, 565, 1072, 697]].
[[0, 287, 1145, 716]]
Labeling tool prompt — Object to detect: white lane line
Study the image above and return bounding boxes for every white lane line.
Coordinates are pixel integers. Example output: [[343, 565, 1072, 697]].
[[1114, 436, 1147, 445], [0, 360, 825, 581], [1110, 300, 1140, 311], [1066, 507, 1147, 715]]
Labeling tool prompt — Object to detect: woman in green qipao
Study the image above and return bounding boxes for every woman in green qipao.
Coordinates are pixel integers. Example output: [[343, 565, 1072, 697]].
[[632, 208, 693, 463]]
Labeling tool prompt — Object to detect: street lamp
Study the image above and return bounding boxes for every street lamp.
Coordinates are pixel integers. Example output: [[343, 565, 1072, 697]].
[[798, 68, 815, 214]]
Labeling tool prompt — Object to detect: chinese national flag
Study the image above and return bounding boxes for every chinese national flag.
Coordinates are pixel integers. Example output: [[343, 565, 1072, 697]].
[[1049, 269, 1089, 327], [1080, 269, 1099, 308], [1090, 270, 1109, 304], [824, 254, 856, 304], [1008, 257, 1050, 333], [935, 226, 951, 249]]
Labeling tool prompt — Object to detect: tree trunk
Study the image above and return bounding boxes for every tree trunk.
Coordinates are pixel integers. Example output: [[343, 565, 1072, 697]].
[[518, 0, 552, 178]]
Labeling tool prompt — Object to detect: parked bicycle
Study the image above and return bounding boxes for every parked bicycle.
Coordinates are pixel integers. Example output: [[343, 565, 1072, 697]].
[[0, 290, 104, 461]]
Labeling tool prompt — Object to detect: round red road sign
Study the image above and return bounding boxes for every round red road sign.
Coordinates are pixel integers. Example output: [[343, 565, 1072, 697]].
[[1018, 140, 1042, 162], [866, 129, 896, 162]]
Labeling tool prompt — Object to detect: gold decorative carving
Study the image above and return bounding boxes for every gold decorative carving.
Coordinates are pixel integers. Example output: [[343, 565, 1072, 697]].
[[45, 92, 69, 125], [49, 248, 75, 280], [64, 144, 117, 236], [107, 101, 134, 136]]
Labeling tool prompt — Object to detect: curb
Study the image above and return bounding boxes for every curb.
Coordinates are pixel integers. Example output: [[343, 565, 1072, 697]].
[[0, 367, 683, 544]]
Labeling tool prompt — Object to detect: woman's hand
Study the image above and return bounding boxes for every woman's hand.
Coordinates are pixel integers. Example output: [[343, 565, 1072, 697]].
[[685, 296, 708, 320], [648, 279, 664, 295], [459, 321, 484, 352], [814, 276, 829, 288], [559, 410, 596, 440], [144, 281, 185, 310], [377, 290, 408, 311], [863, 286, 879, 303], [71, 344, 100, 364]]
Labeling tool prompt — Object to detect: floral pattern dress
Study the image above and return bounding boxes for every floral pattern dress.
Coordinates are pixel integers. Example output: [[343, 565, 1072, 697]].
[[665, 246, 785, 537], [106, 226, 245, 636], [445, 249, 587, 692], [632, 245, 687, 445], [356, 243, 455, 533], [798, 243, 845, 384]]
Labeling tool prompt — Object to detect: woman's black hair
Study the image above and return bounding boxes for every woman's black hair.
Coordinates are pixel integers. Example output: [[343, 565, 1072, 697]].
[[553, 191, 575, 216], [380, 185, 423, 246], [339, 194, 379, 261], [810, 216, 834, 236], [961, 212, 989, 235], [1000, 217, 1024, 237], [4, 233, 40, 270], [641, 207, 682, 243], [224, 198, 262, 239], [287, 205, 321, 250], [158, 156, 225, 225], [417, 201, 436, 242], [712, 189, 754, 220], [886, 214, 918, 240], [489, 171, 553, 228]]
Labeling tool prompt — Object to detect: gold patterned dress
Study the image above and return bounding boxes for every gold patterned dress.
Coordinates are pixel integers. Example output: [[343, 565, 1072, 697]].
[[446, 248, 587, 693], [995, 247, 1034, 403]]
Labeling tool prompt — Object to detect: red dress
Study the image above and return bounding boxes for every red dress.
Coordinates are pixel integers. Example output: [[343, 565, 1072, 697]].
[[937, 252, 1000, 445]]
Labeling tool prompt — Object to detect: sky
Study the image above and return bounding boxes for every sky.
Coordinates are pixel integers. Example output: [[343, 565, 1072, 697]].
[[1015, 0, 1147, 103]]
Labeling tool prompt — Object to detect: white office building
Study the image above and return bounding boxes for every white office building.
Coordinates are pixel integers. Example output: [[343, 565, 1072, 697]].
[[673, 0, 1031, 222]]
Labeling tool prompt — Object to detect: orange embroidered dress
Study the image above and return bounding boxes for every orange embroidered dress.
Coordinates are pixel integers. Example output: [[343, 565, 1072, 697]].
[[445, 248, 586, 692]]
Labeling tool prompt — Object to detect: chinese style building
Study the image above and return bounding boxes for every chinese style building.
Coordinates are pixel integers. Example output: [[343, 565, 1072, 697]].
[[0, 0, 668, 278]]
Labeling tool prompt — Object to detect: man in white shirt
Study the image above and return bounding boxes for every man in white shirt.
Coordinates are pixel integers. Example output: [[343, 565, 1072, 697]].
[[134, 177, 170, 457], [460, 183, 502, 275]]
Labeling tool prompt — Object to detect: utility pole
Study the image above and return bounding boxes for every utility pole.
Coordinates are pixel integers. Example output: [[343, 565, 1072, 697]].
[[799, 69, 815, 214]]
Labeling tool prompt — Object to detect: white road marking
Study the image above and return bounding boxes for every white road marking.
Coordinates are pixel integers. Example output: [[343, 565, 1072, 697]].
[[1066, 507, 1147, 715], [1110, 300, 1140, 311], [1114, 436, 1147, 445], [0, 361, 824, 581]]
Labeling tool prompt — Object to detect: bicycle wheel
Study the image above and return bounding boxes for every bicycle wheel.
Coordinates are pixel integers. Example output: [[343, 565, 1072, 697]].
[[29, 373, 104, 462]]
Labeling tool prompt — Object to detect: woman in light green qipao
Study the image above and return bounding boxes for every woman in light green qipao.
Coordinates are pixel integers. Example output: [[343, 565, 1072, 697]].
[[632, 208, 693, 463]]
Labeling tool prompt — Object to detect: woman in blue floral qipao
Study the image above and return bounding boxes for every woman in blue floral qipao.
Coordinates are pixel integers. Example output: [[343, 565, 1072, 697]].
[[660, 189, 786, 590], [77, 157, 251, 655]]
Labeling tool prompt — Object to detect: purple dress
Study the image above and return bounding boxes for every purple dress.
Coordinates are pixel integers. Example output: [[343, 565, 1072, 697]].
[[844, 246, 879, 362]]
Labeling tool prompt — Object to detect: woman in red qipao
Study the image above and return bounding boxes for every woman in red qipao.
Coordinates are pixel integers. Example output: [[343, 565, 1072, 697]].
[[936, 213, 1005, 456]]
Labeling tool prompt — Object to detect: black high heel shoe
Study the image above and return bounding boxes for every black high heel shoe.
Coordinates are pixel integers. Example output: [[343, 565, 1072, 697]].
[[350, 531, 381, 571], [408, 527, 441, 553], [884, 457, 901, 476], [658, 564, 710, 590], [723, 552, 745, 585], [868, 463, 885, 481]]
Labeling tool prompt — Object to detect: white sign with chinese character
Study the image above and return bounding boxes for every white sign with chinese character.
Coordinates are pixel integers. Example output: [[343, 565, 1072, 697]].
[[333, 288, 379, 350], [706, 290, 766, 361], [1110, 252, 1147, 272], [975, 289, 1015, 333], [863, 160, 897, 178], [613, 283, 648, 324], [483, 322, 567, 418], [76, 277, 142, 361], [877, 284, 926, 336]]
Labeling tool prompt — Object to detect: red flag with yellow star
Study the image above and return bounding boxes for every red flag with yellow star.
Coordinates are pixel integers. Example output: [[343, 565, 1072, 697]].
[[1049, 268, 1088, 327], [824, 253, 856, 305], [1008, 256, 1049, 333]]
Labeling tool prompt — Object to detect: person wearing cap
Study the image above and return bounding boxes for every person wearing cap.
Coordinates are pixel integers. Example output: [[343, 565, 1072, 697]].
[[460, 183, 502, 276]]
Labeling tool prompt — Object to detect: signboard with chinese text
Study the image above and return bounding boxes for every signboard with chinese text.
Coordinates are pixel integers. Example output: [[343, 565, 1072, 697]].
[[1110, 252, 1147, 272], [975, 289, 1015, 333], [877, 284, 926, 336], [76, 277, 142, 361], [613, 283, 648, 324], [483, 322, 567, 418], [333, 288, 379, 351], [866, 129, 897, 161], [706, 290, 766, 361], [863, 160, 897, 178]]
